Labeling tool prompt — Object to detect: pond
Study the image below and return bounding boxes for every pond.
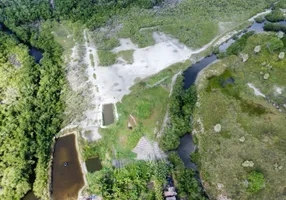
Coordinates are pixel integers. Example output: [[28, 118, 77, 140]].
[[22, 191, 39, 200], [86, 157, 103, 173], [102, 104, 114, 126], [52, 134, 84, 200]]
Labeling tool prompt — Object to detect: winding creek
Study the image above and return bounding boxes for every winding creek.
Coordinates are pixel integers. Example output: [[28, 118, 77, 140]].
[[178, 10, 285, 179]]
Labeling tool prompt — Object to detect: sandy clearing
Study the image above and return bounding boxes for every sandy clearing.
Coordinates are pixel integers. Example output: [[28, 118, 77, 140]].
[[95, 32, 192, 102], [132, 136, 167, 160], [62, 9, 273, 142]]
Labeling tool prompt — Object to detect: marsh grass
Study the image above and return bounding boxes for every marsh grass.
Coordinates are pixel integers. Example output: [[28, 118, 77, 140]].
[[194, 33, 286, 199], [116, 50, 135, 64], [98, 50, 116, 66]]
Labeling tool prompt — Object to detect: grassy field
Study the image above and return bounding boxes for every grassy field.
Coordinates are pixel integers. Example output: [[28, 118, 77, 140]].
[[115, 0, 275, 48], [117, 50, 135, 64], [84, 84, 169, 162], [193, 33, 286, 200]]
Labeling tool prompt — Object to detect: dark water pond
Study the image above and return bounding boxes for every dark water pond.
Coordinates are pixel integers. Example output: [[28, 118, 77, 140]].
[[29, 47, 43, 64], [183, 55, 217, 89], [0, 23, 43, 63], [52, 134, 84, 200], [22, 191, 39, 200], [102, 104, 114, 126], [86, 157, 103, 172], [177, 134, 196, 169]]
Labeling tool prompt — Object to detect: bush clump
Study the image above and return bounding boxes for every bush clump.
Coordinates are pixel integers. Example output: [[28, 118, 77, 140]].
[[247, 171, 265, 193], [267, 37, 284, 52], [265, 8, 285, 22], [98, 50, 116, 66]]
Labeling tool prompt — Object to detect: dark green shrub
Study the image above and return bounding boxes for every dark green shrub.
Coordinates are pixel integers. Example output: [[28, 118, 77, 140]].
[[267, 37, 284, 52]]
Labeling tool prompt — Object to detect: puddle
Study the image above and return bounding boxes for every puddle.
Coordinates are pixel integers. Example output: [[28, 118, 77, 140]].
[[86, 157, 103, 173], [102, 104, 114, 126]]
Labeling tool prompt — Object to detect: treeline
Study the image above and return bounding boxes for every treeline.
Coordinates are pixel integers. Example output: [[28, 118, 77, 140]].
[[264, 22, 286, 33], [0, 24, 65, 200], [87, 161, 169, 199], [0, 0, 162, 33], [87, 157, 205, 200], [169, 152, 206, 199], [0, 33, 40, 199], [160, 76, 197, 151], [0, 0, 166, 199], [265, 8, 285, 22]]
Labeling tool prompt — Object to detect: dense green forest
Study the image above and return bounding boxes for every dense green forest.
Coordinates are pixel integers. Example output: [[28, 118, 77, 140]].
[[0, 29, 64, 199], [0, 1, 162, 199]]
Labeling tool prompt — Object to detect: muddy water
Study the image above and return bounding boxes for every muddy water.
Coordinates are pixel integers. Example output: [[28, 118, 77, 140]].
[[52, 134, 84, 200], [103, 104, 114, 126], [86, 157, 103, 172], [22, 191, 39, 200]]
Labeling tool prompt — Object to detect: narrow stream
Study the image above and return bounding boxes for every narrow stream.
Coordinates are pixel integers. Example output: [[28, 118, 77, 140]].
[[0, 23, 43, 63], [179, 14, 278, 170]]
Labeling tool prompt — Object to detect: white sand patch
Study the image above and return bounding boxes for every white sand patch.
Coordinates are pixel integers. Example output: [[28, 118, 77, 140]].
[[132, 136, 167, 160], [112, 38, 137, 53], [95, 32, 192, 102], [247, 83, 265, 98]]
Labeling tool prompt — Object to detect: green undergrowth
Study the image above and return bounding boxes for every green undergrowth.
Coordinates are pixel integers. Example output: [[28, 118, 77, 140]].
[[168, 152, 206, 199], [47, 20, 84, 59], [194, 33, 286, 199], [265, 8, 285, 22], [86, 160, 169, 199], [98, 50, 117, 66], [84, 85, 169, 161], [145, 60, 192, 86], [117, 0, 274, 48], [117, 50, 135, 64]]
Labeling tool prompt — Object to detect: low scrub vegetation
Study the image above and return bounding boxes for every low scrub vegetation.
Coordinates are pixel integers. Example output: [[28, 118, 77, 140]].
[[194, 33, 286, 199]]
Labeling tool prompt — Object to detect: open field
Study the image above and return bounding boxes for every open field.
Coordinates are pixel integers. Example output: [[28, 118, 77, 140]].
[[193, 33, 286, 200]]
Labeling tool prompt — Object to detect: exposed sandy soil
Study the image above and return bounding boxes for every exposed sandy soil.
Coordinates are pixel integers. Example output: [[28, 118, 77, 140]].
[[63, 9, 272, 142], [72, 31, 211, 141]]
